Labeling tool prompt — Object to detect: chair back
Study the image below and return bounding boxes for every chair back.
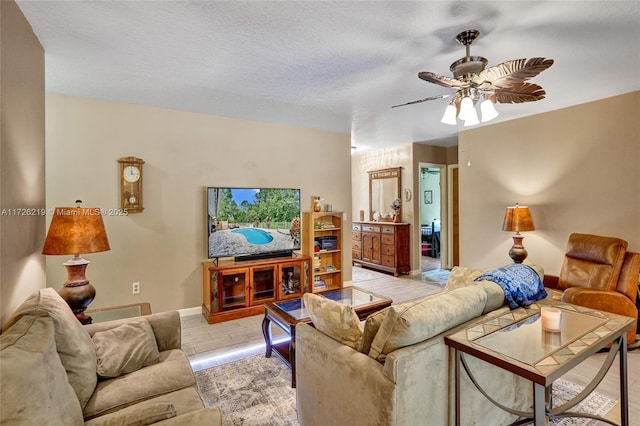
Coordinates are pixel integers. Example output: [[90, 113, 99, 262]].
[[616, 251, 640, 301], [558, 233, 627, 292]]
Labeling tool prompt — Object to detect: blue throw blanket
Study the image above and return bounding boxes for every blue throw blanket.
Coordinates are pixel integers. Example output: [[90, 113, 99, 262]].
[[474, 264, 547, 309]]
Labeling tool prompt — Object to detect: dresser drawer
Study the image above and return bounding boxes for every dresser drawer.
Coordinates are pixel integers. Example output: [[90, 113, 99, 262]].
[[352, 250, 362, 260], [381, 255, 396, 267], [362, 225, 380, 233], [381, 226, 395, 234], [352, 232, 362, 242], [352, 240, 362, 251], [352, 224, 361, 232], [381, 245, 395, 256], [381, 234, 394, 245]]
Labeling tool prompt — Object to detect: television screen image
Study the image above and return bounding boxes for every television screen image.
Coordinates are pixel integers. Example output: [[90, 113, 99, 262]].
[[207, 187, 301, 260]]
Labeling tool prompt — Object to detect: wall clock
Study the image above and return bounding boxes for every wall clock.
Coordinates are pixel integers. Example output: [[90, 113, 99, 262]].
[[117, 156, 144, 213]]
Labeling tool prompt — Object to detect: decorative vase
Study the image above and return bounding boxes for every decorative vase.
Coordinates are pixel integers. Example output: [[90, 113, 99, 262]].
[[312, 196, 321, 212]]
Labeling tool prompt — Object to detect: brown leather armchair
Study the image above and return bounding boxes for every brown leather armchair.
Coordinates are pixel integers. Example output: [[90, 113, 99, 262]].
[[543, 233, 640, 343]]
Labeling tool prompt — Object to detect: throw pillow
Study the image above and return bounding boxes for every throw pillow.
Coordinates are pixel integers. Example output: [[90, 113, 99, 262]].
[[303, 293, 363, 351], [0, 315, 84, 425], [360, 308, 389, 354], [92, 318, 161, 378], [2, 288, 98, 408], [444, 266, 485, 290]]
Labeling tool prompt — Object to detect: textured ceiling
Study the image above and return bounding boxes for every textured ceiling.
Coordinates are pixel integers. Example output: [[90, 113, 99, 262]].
[[16, 1, 640, 152]]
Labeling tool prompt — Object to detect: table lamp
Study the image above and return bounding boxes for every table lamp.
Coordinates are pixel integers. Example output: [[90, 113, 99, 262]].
[[502, 203, 534, 263], [42, 200, 110, 324]]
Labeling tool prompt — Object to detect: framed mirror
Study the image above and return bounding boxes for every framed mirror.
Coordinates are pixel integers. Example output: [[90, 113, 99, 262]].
[[368, 167, 401, 221]]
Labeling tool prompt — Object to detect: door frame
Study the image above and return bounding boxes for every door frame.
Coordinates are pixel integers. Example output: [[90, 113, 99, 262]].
[[446, 164, 459, 269], [418, 162, 447, 269]]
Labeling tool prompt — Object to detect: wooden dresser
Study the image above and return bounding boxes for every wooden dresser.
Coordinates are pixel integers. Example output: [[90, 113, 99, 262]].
[[352, 221, 410, 276]]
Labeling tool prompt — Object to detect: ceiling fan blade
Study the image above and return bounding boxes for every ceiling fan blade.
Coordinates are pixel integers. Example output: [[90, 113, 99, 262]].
[[418, 72, 467, 89], [490, 83, 547, 104], [391, 93, 452, 108], [473, 58, 554, 89]]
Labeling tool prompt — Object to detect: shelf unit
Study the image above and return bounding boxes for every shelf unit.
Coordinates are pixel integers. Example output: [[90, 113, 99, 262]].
[[202, 256, 310, 324], [302, 211, 343, 292]]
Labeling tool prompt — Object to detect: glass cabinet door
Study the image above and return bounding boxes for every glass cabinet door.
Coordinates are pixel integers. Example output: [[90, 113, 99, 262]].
[[221, 270, 247, 310], [279, 263, 304, 299], [250, 265, 276, 304]]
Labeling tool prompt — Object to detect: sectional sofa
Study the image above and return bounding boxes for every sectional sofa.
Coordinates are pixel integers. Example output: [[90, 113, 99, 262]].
[[295, 266, 539, 425]]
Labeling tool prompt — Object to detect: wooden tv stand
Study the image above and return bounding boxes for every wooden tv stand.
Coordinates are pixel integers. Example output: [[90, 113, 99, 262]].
[[202, 255, 310, 324]]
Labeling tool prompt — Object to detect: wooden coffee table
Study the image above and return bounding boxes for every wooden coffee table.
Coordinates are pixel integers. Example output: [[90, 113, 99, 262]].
[[262, 287, 392, 387]]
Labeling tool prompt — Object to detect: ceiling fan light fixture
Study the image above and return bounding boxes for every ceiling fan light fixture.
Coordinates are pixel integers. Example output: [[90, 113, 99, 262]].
[[480, 98, 499, 122], [463, 110, 480, 126], [458, 96, 475, 121], [440, 104, 457, 125]]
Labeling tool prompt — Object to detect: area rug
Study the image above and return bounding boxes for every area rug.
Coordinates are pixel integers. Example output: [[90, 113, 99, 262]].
[[195, 355, 617, 426], [195, 355, 297, 426], [547, 379, 617, 426], [414, 268, 451, 286]]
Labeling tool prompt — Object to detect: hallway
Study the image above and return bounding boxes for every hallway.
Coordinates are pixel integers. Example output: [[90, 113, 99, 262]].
[[421, 255, 441, 272]]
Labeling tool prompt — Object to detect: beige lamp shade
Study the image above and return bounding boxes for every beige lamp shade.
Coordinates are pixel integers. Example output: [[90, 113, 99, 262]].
[[502, 204, 535, 233], [42, 205, 110, 324], [42, 207, 110, 255]]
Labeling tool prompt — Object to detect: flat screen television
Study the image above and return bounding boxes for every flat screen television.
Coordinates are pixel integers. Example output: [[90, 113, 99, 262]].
[[207, 187, 301, 261]]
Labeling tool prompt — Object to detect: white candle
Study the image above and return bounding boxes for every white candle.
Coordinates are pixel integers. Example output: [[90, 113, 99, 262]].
[[541, 307, 562, 332]]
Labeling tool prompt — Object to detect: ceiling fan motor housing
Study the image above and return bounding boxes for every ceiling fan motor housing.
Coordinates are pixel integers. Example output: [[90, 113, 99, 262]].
[[451, 29, 486, 80], [450, 56, 488, 80]]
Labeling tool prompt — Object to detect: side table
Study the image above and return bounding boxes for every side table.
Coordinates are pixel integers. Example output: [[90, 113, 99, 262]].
[[445, 299, 633, 426]]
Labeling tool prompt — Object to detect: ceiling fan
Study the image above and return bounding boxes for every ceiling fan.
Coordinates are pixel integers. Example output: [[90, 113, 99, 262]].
[[392, 29, 554, 126]]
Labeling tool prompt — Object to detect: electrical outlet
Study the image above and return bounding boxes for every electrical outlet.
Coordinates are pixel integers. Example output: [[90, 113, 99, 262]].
[[132, 282, 140, 295]]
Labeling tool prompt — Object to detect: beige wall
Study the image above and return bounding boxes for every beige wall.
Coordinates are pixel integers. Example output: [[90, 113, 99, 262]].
[[0, 0, 46, 327], [446, 145, 459, 165], [351, 143, 453, 274], [351, 144, 413, 224], [45, 94, 352, 312], [459, 91, 640, 275]]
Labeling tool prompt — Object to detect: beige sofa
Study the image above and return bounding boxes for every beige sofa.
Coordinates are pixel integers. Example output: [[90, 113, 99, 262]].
[[296, 267, 539, 425], [0, 288, 222, 425]]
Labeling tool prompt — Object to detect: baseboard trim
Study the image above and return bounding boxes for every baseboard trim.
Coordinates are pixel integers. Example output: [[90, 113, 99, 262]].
[[178, 306, 201, 317]]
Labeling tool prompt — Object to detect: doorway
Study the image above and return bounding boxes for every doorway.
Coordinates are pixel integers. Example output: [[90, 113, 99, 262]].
[[419, 164, 445, 272]]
